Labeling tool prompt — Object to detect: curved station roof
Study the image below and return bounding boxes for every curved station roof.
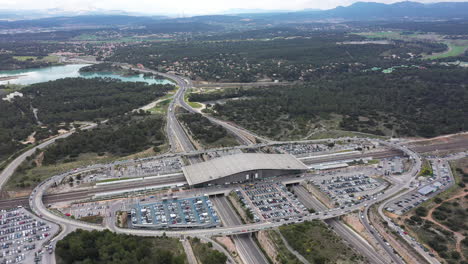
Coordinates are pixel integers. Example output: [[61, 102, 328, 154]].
[[182, 153, 308, 185]]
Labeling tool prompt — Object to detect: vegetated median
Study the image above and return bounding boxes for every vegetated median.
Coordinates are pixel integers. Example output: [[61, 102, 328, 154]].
[[189, 237, 227, 264], [279, 220, 366, 264], [177, 110, 238, 148]]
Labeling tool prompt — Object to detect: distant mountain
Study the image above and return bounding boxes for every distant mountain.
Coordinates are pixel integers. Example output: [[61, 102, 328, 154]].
[[239, 1, 468, 22], [321, 1, 468, 20], [2, 1, 468, 31], [220, 8, 293, 15], [0, 8, 167, 21], [0, 15, 165, 29]]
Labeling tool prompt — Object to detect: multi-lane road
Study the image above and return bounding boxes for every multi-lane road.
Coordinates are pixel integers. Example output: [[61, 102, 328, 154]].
[[294, 185, 391, 264], [2, 63, 467, 264], [212, 196, 269, 264], [0, 146, 413, 210], [24, 134, 463, 264]]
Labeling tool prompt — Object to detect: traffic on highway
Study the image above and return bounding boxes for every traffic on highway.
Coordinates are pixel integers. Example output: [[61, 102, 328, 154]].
[[1, 65, 467, 264]]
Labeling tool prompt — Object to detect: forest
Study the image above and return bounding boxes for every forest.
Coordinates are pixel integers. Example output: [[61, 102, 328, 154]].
[[42, 113, 166, 165], [55, 229, 187, 264], [178, 112, 238, 148], [0, 97, 37, 162], [21, 77, 173, 124], [0, 54, 55, 70], [78, 63, 126, 73], [0, 78, 173, 163], [108, 34, 445, 82], [196, 66, 468, 138]]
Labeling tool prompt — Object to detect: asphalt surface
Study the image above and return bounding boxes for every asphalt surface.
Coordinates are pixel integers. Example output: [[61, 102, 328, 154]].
[[1, 139, 460, 211], [0, 132, 74, 190], [0, 175, 187, 209], [26, 143, 423, 239], [3, 63, 464, 264], [138, 67, 262, 146], [211, 196, 269, 264]]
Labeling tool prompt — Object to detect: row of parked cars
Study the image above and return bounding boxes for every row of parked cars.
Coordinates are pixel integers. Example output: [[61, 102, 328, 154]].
[[0, 208, 54, 264], [131, 196, 220, 228], [241, 182, 307, 221]]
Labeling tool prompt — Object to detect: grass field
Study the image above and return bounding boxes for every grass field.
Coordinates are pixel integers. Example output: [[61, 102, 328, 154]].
[[6, 153, 115, 191], [265, 230, 302, 264], [356, 31, 468, 60], [13, 55, 60, 63], [6, 144, 167, 193], [79, 215, 104, 224], [149, 98, 171, 114], [306, 129, 387, 140], [72, 33, 174, 43], [188, 101, 203, 108], [355, 31, 405, 40], [426, 43, 468, 59], [185, 93, 203, 109], [418, 159, 433, 177]]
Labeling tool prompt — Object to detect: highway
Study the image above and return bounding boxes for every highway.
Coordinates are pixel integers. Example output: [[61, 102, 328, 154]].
[[211, 196, 269, 264], [293, 185, 390, 264], [26, 140, 422, 264], [26, 140, 422, 237], [1, 61, 466, 264], [0, 146, 407, 211], [0, 124, 97, 190], [134, 67, 265, 146]]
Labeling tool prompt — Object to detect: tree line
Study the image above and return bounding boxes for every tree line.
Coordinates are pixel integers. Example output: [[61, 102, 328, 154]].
[[56, 229, 187, 264]]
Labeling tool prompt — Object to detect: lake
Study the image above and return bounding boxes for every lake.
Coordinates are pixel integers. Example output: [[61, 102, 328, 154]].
[[0, 64, 174, 85]]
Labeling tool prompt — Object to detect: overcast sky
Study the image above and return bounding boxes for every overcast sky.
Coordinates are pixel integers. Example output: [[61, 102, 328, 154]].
[[1, 0, 466, 15]]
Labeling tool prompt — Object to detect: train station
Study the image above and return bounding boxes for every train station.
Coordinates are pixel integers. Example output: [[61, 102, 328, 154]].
[[182, 153, 308, 186]]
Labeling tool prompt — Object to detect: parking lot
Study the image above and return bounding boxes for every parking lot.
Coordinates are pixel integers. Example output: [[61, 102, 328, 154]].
[[204, 149, 243, 160], [310, 171, 387, 206], [275, 140, 376, 158], [236, 182, 308, 221], [378, 157, 405, 175], [0, 208, 58, 264], [276, 143, 329, 157], [386, 160, 453, 215], [130, 196, 220, 229], [59, 201, 110, 221], [79, 157, 183, 183]]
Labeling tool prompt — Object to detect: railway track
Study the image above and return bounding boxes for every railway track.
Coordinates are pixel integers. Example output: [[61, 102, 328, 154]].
[[1, 139, 466, 210]]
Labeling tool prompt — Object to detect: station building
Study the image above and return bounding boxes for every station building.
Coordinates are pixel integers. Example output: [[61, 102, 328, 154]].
[[182, 153, 308, 187]]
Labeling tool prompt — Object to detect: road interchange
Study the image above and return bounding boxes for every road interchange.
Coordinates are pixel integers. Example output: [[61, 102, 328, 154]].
[[2, 65, 466, 263]]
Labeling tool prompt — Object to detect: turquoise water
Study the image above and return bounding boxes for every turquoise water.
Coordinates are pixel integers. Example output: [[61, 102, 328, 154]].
[[0, 64, 173, 85]]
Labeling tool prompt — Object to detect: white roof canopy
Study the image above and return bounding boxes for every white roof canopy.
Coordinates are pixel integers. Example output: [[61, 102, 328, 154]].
[[182, 153, 307, 185]]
